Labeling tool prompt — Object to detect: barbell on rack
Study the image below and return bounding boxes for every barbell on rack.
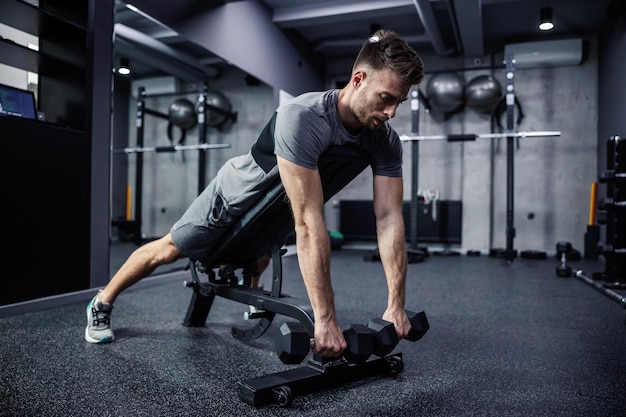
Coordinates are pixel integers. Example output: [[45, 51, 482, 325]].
[[399, 131, 561, 142], [113, 143, 231, 154]]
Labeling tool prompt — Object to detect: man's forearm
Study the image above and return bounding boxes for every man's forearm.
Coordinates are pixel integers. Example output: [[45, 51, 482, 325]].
[[296, 221, 336, 322], [376, 219, 408, 311]]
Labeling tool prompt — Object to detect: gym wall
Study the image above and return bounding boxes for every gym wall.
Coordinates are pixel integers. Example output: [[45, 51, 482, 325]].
[[328, 41, 599, 254]]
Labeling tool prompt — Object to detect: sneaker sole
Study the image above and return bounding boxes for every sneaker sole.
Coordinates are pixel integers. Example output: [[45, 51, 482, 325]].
[[84, 326, 113, 343]]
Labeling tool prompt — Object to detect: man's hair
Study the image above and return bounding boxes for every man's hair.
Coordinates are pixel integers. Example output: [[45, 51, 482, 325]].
[[353, 29, 424, 85]]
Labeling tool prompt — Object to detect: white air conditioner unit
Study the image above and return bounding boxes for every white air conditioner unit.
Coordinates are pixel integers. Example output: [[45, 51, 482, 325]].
[[504, 38, 583, 69], [131, 76, 180, 98]]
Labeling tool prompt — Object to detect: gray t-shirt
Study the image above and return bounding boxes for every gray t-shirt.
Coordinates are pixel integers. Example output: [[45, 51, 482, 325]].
[[273, 89, 403, 177]]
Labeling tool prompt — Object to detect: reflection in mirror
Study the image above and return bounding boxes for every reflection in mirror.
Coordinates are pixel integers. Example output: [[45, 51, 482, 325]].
[[110, 2, 274, 278]]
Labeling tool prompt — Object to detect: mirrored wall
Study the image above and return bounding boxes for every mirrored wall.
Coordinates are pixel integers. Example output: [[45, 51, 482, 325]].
[[109, 1, 275, 278]]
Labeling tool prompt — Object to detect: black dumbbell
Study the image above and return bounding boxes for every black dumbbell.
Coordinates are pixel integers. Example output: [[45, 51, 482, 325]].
[[556, 252, 572, 277], [406, 310, 430, 341], [342, 324, 375, 363], [275, 322, 311, 364], [366, 309, 429, 357], [367, 318, 399, 356], [275, 321, 375, 364]]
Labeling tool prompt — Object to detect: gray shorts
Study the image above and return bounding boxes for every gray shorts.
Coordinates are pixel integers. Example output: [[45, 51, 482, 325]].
[[170, 153, 279, 261], [170, 178, 238, 261]]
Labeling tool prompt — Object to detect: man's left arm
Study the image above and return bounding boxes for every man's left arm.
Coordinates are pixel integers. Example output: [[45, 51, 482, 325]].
[[373, 174, 412, 338]]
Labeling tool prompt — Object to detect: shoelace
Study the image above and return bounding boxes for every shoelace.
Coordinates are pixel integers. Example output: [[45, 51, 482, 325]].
[[91, 305, 111, 326]]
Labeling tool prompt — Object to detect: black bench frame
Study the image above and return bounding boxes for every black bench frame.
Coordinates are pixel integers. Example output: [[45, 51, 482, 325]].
[[181, 146, 405, 407]]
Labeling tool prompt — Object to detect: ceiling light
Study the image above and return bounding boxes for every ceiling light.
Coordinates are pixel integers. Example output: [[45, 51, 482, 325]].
[[539, 8, 554, 31], [118, 57, 131, 75]]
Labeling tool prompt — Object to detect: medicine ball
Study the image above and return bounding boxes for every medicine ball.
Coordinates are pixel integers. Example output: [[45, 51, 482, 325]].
[[425, 72, 465, 113], [465, 75, 502, 114], [168, 98, 197, 130], [205, 90, 232, 127]]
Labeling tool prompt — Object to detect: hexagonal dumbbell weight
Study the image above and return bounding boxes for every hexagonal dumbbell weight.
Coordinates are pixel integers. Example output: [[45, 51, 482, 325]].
[[342, 324, 375, 363], [275, 322, 311, 364], [367, 318, 400, 357], [405, 310, 429, 341], [366, 309, 429, 357]]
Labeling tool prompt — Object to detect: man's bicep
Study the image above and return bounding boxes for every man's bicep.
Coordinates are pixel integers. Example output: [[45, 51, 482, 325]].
[[373, 175, 404, 219], [277, 156, 324, 217]]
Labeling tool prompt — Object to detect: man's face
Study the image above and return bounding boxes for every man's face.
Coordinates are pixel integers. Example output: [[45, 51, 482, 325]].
[[351, 68, 410, 131]]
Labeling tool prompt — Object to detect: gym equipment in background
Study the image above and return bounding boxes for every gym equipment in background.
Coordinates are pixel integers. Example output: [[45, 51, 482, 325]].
[[167, 98, 197, 144], [204, 90, 233, 127], [113, 84, 232, 244], [405, 55, 561, 263], [465, 74, 503, 114], [425, 72, 465, 114], [595, 135, 626, 283], [399, 131, 561, 142], [400, 127, 561, 262], [401, 56, 562, 263], [555, 242, 625, 324]]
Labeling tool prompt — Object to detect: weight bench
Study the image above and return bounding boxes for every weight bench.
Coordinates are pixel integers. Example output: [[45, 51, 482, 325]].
[[182, 145, 405, 407]]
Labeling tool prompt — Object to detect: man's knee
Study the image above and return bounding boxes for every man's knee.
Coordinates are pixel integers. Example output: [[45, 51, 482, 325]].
[[141, 234, 185, 264]]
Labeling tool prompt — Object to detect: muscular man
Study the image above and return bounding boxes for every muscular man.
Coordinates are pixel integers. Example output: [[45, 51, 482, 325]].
[[86, 29, 424, 358]]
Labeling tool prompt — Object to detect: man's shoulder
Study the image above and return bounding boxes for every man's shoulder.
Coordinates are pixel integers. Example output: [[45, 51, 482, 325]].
[[280, 90, 337, 113]]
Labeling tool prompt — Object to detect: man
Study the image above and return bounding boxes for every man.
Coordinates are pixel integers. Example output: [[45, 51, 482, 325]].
[[86, 29, 424, 359]]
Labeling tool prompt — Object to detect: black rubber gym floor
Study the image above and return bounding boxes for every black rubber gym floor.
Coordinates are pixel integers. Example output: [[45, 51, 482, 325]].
[[1, 249, 624, 416]]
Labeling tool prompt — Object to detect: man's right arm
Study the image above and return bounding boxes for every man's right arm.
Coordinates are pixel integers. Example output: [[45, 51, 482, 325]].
[[276, 155, 347, 358]]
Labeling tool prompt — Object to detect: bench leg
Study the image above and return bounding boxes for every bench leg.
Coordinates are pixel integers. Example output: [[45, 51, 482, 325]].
[[182, 263, 216, 327]]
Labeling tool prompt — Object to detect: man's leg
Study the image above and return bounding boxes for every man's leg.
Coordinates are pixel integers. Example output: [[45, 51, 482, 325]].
[[85, 233, 185, 343], [250, 253, 271, 288]]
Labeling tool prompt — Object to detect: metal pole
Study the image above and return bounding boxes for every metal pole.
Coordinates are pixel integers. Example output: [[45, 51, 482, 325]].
[[504, 53, 516, 262], [409, 88, 420, 251], [575, 270, 626, 308], [198, 83, 208, 195], [134, 86, 146, 243]]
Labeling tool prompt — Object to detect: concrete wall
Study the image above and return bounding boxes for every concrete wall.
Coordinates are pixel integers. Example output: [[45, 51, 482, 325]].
[[328, 45, 599, 254]]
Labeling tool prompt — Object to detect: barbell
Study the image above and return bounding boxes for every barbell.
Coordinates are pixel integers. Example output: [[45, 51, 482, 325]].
[[400, 131, 561, 142], [113, 143, 231, 154]]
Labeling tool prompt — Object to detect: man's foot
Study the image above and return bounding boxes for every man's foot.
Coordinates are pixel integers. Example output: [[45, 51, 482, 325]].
[[85, 293, 114, 343]]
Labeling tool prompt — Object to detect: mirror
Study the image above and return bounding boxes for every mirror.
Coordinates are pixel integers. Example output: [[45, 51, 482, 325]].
[[110, 2, 275, 278]]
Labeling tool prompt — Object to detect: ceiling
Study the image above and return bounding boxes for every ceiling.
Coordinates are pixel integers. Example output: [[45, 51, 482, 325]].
[[114, 0, 615, 80]]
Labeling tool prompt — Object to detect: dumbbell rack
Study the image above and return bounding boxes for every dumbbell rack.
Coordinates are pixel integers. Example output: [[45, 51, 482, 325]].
[[596, 135, 626, 285]]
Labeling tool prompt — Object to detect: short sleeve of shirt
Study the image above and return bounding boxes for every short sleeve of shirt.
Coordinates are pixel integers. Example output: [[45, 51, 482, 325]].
[[273, 90, 403, 177], [274, 103, 331, 170], [368, 127, 403, 177]]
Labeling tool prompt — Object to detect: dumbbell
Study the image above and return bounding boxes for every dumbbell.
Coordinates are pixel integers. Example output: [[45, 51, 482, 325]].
[[367, 310, 430, 357], [276, 310, 430, 364], [275, 322, 375, 364], [556, 252, 572, 277]]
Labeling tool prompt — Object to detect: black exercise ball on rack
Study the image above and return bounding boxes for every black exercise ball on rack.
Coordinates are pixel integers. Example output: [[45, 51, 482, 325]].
[[465, 75, 503, 114], [425, 72, 465, 114], [168, 98, 197, 130], [205, 90, 232, 127]]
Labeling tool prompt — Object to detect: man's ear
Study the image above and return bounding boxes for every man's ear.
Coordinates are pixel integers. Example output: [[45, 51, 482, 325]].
[[352, 70, 366, 88]]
